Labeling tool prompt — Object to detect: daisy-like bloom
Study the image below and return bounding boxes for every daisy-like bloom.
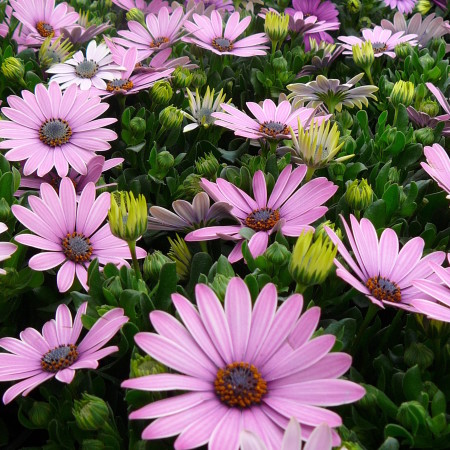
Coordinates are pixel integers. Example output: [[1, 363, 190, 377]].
[[285, 0, 340, 48], [297, 41, 343, 77], [11, 178, 146, 292], [47, 40, 124, 91], [60, 11, 111, 45], [384, 0, 417, 14], [325, 215, 446, 311], [186, 165, 337, 263], [287, 74, 378, 114], [112, 0, 169, 13], [38, 35, 74, 69], [183, 86, 230, 132], [10, 0, 79, 48], [183, 11, 269, 57], [426, 82, 450, 136], [338, 26, 418, 59], [0, 223, 17, 275], [134, 47, 198, 74], [148, 192, 233, 231], [186, 0, 235, 13], [240, 419, 333, 450], [115, 7, 189, 60], [0, 82, 117, 177], [0, 302, 128, 404], [121, 277, 365, 448], [421, 144, 450, 199], [411, 256, 450, 322], [381, 12, 449, 47], [211, 99, 327, 140]]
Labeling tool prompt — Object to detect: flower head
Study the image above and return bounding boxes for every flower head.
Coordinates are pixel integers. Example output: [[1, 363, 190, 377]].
[[111, 0, 169, 13], [38, 35, 74, 69], [345, 179, 373, 211], [264, 11, 290, 44], [0, 302, 128, 404], [421, 144, 450, 199], [384, 0, 417, 14], [390, 80, 415, 107], [297, 42, 343, 77], [60, 11, 111, 45], [352, 41, 374, 72], [325, 215, 446, 311], [0, 223, 16, 275], [11, 178, 146, 292], [121, 277, 364, 448], [186, 165, 337, 263], [183, 11, 269, 57]]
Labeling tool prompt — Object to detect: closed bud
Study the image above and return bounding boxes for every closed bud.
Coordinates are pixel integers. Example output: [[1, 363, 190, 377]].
[[130, 354, 166, 378], [265, 241, 291, 266], [195, 153, 220, 179], [168, 234, 192, 280], [157, 150, 175, 171], [414, 127, 435, 145], [73, 393, 109, 431], [1, 57, 25, 82], [159, 105, 184, 129], [388, 167, 400, 184], [347, 0, 361, 14], [352, 41, 374, 71], [172, 67, 193, 89], [143, 250, 172, 282], [394, 42, 412, 59], [390, 80, 415, 108], [345, 179, 373, 211], [419, 53, 434, 71], [416, 0, 432, 14], [150, 80, 173, 106], [315, 220, 343, 241], [105, 12, 117, 23], [397, 401, 427, 430], [272, 56, 288, 73], [359, 17, 372, 29], [328, 162, 346, 182], [29, 401, 52, 428], [264, 11, 289, 43], [419, 99, 439, 117], [210, 273, 232, 302], [126, 8, 146, 26], [404, 342, 434, 370], [129, 116, 146, 135], [82, 440, 104, 450], [191, 70, 207, 89], [183, 173, 203, 199]]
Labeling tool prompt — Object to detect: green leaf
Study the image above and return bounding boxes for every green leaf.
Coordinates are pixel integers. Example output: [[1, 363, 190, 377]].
[[153, 262, 177, 311], [382, 184, 400, 218], [384, 424, 414, 446], [379, 437, 400, 450], [364, 200, 386, 229], [386, 132, 406, 156], [375, 162, 391, 197], [186, 252, 213, 295], [216, 255, 235, 278], [432, 390, 446, 417], [403, 365, 422, 401], [344, 162, 367, 182], [356, 110, 369, 135]]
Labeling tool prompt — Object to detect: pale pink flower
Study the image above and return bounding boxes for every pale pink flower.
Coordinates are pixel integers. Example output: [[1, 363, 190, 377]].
[[121, 277, 364, 449], [426, 82, 450, 135], [421, 144, 450, 199], [0, 223, 17, 275], [384, 0, 417, 14], [0, 302, 128, 404], [112, 0, 169, 13]]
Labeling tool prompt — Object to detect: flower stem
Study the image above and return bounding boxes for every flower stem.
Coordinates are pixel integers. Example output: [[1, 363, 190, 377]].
[[128, 240, 142, 281], [365, 69, 374, 86], [295, 282, 307, 294], [352, 303, 378, 355], [393, 107, 399, 127], [305, 166, 315, 182], [200, 241, 208, 253]]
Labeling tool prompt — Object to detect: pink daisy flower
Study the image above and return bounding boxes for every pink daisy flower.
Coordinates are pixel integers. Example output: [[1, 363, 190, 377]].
[[112, 0, 169, 13], [0, 222, 17, 275], [426, 82, 450, 124], [411, 256, 450, 322], [325, 215, 446, 311], [115, 7, 190, 60], [338, 26, 418, 58], [187, 0, 234, 13], [211, 98, 328, 140], [186, 164, 337, 263], [421, 144, 450, 199], [10, 0, 79, 48], [134, 47, 198, 74], [11, 178, 146, 292], [0, 302, 128, 404], [0, 82, 117, 177], [183, 11, 269, 57], [47, 40, 125, 91], [121, 277, 365, 449], [384, 0, 417, 14]]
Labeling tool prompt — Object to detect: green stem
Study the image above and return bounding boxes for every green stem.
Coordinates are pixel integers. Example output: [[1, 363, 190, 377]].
[[305, 166, 315, 182], [365, 69, 374, 86], [200, 241, 208, 253], [393, 107, 399, 127], [352, 303, 378, 355], [128, 240, 142, 281], [295, 282, 307, 294], [354, 209, 361, 220]]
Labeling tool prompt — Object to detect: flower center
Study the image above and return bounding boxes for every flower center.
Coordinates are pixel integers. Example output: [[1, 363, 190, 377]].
[[41, 344, 78, 372], [259, 121, 289, 137], [62, 232, 93, 263], [245, 208, 280, 231], [372, 42, 388, 54], [214, 362, 267, 408], [106, 78, 134, 92], [36, 21, 54, 38], [212, 37, 233, 52], [366, 276, 401, 303], [39, 119, 72, 147], [150, 37, 169, 48], [75, 59, 99, 78]]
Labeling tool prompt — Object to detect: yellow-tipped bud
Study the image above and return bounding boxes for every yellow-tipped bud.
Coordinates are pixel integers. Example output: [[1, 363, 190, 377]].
[[126, 8, 146, 26], [1, 57, 24, 82], [264, 11, 289, 43], [73, 394, 109, 431], [345, 179, 373, 211], [390, 80, 415, 108], [352, 41, 374, 71], [168, 234, 192, 281]]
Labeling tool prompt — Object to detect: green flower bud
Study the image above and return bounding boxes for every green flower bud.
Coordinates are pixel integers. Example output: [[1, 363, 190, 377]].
[[182, 173, 203, 199], [82, 440, 104, 450], [419, 53, 434, 71], [315, 220, 343, 241], [210, 273, 232, 302], [126, 8, 146, 26], [327, 162, 346, 182], [159, 105, 184, 129], [129, 116, 146, 135], [419, 99, 440, 117], [28, 401, 52, 428], [150, 80, 173, 106], [264, 241, 291, 266], [73, 393, 109, 431], [416, 0, 432, 14], [272, 56, 288, 73], [359, 17, 372, 29], [289, 231, 337, 290], [172, 67, 193, 89], [345, 179, 373, 211], [404, 342, 434, 370], [414, 127, 435, 146], [394, 42, 412, 59], [191, 70, 207, 89], [0, 198, 11, 222], [195, 153, 220, 179], [157, 150, 175, 172], [335, 110, 354, 130], [108, 191, 148, 243], [130, 354, 166, 378], [105, 12, 117, 23], [352, 41, 374, 71], [168, 234, 192, 281], [388, 167, 400, 184], [397, 401, 427, 430], [347, 0, 361, 14], [264, 11, 289, 43], [390, 80, 415, 108], [143, 250, 172, 282], [1, 57, 25, 82]]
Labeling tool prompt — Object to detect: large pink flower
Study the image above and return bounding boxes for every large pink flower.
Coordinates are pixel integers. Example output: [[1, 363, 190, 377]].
[[183, 11, 269, 57], [11, 178, 146, 292], [326, 215, 446, 311], [0, 222, 17, 275], [384, 0, 417, 14], [0, 82, 117, 177], [0, 302, 128, 404], [122, 277, 365, 449], [421, 143, 450, 199], [186, 164, 337, 263]]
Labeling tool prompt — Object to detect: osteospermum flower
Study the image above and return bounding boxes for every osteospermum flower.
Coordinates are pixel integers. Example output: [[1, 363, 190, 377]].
[[287, 74, 378, 114], [183, 11, 269, 57], [111, 0, 169, 13], [186, 164, 337, 263], [426, 82, 450, 131], [121, 277, 365, 448], [0, 223, 16, 275], [384, 0, 417, 14], [325, 215, 446, 311], [38, 35, 74, 69], [0, 302, 128, 404], [11, 178, 146, 292], [297, 41, 344, 76], [187, 0, 235, 12], [0, 82, 117, 177], [421, 144, 450, 199], [60, 11, 111, 45], [211, 99, 327, 140], [338, 26, 418, 58]]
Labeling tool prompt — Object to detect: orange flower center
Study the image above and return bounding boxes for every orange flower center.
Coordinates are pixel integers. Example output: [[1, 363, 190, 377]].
[[36, 21, 54, 38], [39, 119, 72, 147], [41, 344, 78, 372], [245, 208, 280, 231], [106, 78, 134, 92], [62, 232, 93, 263], [150, 37, 169, 48], [366, 276, 401, 303]]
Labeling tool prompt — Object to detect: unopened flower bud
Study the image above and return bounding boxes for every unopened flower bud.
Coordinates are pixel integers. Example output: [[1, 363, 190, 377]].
[[73, 393, 109, 431], [419, 100, 439, 117], [419, 53, 434, 71], [388, 167, 400, 184], [328, 162, 346, 182], [191, 70, 207, 89], [143, 250, 172, 282], [315, 220, 343, 241], [264, 11, 289, 43], [29, 401, 52, 428], [414, 127, 435, 146], [157, 150, 175, 172], [182, 173, 203, 199], [347, 0, 361, 14], [352, 41, 374, 71], [404, 342, 434, 370], [150, 80, 173, 106], [172, 67, 193, 89], [129, 116, 146, 135], [397, 401, 427, 430], [126, 8, 146, 26], [1, 57, 25, 82], [130, 354, 166, 378], [416, 0, 432, 14], [195, 153, 220, 179], [82, 440, 104, 450], [345, 179, 373, 211], [168, 234, 192, 280], [395, 42, 412, 59], [360, 17, 372, 29], [210, 273, 232, 302], [390, 80, 415, 108], [159, 106, 184, 129], [265, 241, 291, 266], [272, 56, 288, 73]]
